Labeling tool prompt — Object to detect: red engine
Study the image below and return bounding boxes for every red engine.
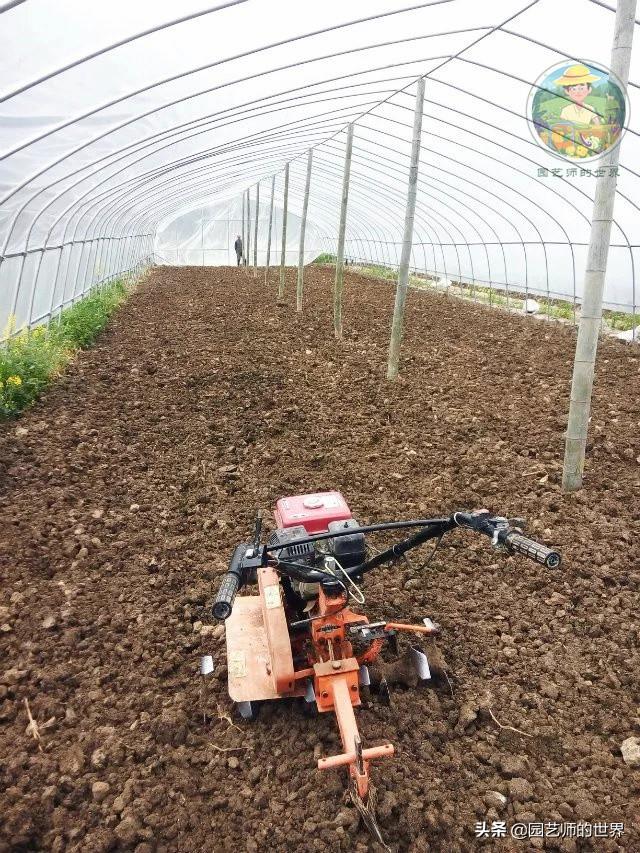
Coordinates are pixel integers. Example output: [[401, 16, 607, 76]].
[[270, 491, 365, 570], [274, 490, 353, 534]]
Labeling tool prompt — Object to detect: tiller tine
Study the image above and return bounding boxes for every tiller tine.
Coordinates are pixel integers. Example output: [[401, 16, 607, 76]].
[[377, 676, 392, 706], [408, 645, 431, 680], [352, 739, 392, 852], [358, 664, 371, 686], [350, 777, 391, 852]]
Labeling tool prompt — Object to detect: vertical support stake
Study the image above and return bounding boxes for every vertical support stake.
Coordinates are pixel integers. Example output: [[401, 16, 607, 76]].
[[241, 193, 245, 267], [297, 150, 313, 313], [279, 163, 290, 302], [334, 124, 354, 339], [386, 77, 425, 380], [246, 189, 251, 273], [253, 182, 260, 278], [562, 0, 636, 491], [265, 174, 275, 286]]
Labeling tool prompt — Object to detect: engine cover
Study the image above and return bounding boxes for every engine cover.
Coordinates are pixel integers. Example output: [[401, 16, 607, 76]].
[[274, 491, 352, 535], [267, 525, 315, 564]]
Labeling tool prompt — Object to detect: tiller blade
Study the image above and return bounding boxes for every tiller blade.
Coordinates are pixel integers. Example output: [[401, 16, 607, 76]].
[[350, 780, 391, 852]]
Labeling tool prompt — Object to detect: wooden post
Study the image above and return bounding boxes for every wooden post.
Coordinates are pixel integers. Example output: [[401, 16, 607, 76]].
[[279, 163, 290, 301], [265, 174, 276, 286], [246, 189, 251, 272], [297, 150, 313, 313], [334, 124, 354, 339], [241, 193, 245, 267], [253, 181, 260, 278], [562, 0, 636, 491], [386, 77, 425, 380]]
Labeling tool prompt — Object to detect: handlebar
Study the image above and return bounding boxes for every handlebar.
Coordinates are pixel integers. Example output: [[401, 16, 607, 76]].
[[212, 511, 265, 620], [212, 543, 248, 620], [212, 572, 241, 620], [212, 510, 561, 609], [500, 531, 561, 569], [453, 511, 561, 569]]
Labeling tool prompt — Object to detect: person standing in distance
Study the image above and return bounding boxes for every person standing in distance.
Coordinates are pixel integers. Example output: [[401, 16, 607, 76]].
[[234, 234, 244, 266]]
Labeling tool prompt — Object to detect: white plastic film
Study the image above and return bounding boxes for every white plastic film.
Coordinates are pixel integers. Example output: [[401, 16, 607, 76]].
[[0, 0, 638, 336]]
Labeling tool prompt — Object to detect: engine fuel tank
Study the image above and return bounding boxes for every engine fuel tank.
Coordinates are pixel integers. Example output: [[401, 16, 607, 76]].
[[274, 491, 352, 534]]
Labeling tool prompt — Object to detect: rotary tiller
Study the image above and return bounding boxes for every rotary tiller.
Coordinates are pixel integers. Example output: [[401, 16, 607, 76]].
[[211, 491, 561, 841]]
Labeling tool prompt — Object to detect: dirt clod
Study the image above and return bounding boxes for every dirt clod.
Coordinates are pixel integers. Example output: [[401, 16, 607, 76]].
[[621, 736, 640, 767], [114, 815, 141, 845], [508, 777, 534, 801], [484, 790, 507, 811], [91, 781, 110, 803]]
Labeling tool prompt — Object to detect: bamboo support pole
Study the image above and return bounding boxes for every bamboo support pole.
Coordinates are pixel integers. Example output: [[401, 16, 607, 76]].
[[279, 163, 290, 302], [297, 151, 313, 313], [562, 0, 636, 491], [334, 123, 354, 339], [265, 174, 275, 286], [386, 77, 425, 380]]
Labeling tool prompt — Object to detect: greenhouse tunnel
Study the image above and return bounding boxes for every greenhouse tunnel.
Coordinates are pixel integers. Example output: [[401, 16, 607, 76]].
[[1, 0, 639, 335], [1, 2, 640, 851]]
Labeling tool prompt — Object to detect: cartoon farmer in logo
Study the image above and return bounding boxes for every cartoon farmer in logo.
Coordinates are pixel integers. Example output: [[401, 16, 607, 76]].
[[555, 63, 602, 125], [532, 61, 626, 160]]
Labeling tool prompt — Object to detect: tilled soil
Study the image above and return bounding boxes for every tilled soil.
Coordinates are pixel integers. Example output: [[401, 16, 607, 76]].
[[1, 266, 639, 853]]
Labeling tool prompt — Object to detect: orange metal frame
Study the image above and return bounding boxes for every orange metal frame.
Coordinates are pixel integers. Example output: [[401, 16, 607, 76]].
[[227, 572, 436, 798], [307, 587, 394, 798]]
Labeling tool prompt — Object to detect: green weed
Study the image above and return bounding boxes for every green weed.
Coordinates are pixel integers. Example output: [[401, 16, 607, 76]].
[[1, 279, 130, 419], [604, 310, 637, 331], [537, 300, 575, 321]]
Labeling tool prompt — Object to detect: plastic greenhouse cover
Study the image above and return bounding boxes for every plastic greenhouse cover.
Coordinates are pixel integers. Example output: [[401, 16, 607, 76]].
[[0, 0, 639, 335]]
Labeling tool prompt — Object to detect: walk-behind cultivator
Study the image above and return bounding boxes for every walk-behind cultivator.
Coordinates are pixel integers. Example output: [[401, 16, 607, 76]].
[[210, 491, 561, 846]]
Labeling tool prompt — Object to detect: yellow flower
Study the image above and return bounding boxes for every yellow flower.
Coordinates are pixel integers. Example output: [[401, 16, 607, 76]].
[[7, 375, 22, 387]]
